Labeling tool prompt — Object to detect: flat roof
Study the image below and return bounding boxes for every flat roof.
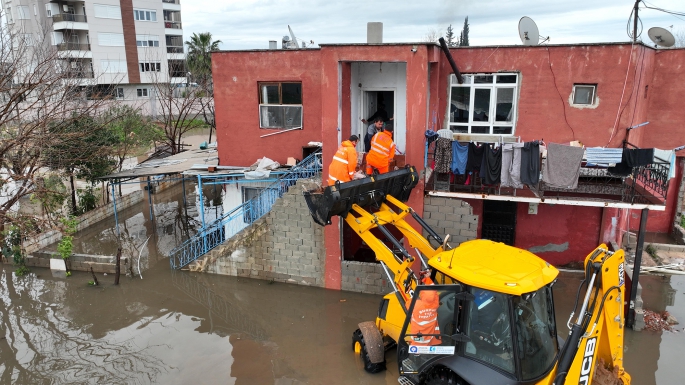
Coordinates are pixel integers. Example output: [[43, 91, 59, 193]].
[[101, 148, 219, 180]]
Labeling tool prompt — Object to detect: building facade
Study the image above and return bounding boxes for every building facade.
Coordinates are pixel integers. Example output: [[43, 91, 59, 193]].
[[1, 0, 185, 99], [211, 39, 685, 291]]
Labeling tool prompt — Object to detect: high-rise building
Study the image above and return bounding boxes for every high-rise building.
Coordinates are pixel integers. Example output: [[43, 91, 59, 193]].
[[1, 0, 186, 100]]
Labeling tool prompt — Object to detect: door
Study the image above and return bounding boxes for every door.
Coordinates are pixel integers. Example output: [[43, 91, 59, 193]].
[[481, 201, 517, 245], [397, 285, 466, 380], [359, 90, 395, 153]]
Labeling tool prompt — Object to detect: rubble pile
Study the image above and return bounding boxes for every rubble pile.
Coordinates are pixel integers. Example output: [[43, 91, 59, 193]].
[[643, 310, 679, 332]]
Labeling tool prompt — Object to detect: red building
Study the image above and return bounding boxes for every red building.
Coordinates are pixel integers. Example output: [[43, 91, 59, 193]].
[[212, 37, 685, 290]]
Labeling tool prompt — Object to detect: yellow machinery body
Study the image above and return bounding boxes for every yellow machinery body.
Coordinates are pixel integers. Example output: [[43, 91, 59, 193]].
[[345, 195, 631, 385]]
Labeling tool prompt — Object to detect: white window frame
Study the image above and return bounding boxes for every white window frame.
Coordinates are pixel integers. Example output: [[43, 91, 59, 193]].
[[134, 9, 157, 22], [115, 87, 125, 99], [448, 73, 519, 136], [97, 32, 125, 47], [139, 61, 161, 73], [137, 88, 149, 98], [258, 82, 303, 130], [33, 5, 38, 16], [135, 34, 159, 47], [571, 84, 597, 106], [93, 4, 121, 19], [100, 59, 127, 74], [17, 5, 29, 19], [6, 7, 13, 24]]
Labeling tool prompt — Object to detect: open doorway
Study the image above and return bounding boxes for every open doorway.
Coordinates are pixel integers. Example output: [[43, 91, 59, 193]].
[[481, 201, 517, 246], [359, 90, 395, 152]]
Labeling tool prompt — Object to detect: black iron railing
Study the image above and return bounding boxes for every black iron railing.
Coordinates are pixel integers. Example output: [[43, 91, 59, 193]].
[[425, 140, 670, 205], [166, 46, 183, 53], [52, 14, 87, 23], [56, 42, 91, 51]]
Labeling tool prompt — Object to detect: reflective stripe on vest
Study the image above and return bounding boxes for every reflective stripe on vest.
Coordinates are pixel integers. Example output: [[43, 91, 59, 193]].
[[333, 156, 348, 164]]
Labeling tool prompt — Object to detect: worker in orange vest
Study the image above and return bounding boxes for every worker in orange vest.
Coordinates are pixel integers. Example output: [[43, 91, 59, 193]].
[[328, 135, 359, 185], [407, 286, 441, 346], [365, 124, 396, 175]]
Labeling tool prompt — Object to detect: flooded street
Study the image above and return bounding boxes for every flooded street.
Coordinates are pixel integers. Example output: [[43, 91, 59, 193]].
[[1, 261, 684, 384]]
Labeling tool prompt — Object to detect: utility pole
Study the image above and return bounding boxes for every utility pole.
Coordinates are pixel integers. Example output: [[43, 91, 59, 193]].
[[633, 0, 641, 42]]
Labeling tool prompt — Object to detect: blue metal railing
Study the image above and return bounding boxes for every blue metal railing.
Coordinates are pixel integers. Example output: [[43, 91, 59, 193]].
[[169, 150, 322, 269]]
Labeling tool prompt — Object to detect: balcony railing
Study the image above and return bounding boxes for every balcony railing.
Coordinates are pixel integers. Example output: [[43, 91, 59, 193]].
[[52, 14, 87, 23], [425, 141, 670, 205], [162, 0, 180, 4], [164, 21, 182, 29], [64, 69, 94, 79], [167, 46, 183, 53], [56, 42, 91, 51]]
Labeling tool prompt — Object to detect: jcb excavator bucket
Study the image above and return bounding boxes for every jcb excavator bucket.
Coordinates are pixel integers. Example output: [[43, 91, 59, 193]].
[[303, 166, 419, 226]]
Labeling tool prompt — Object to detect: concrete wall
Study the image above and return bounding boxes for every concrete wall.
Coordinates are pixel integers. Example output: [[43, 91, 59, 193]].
[[196, 180, 326, 287], [25, 251, 127, 274], [22, 190, 145, 255], [341, 261, 393, 295]]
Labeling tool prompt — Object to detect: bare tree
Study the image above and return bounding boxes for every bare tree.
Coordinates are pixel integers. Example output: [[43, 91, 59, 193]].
[[0, 15, 114, 244], [675, 28, 685, 48], [422, 28, 440, 43]]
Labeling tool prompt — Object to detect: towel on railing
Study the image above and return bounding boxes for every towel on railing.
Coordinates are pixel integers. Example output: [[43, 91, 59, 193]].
[[434, 138, 452, 173], [451, 141, 469, 175], [501, 143, 524, 188], [585, 147, 623, 166], [520, 141, 540, 187], [608, 148, 654, 176], [542, 143, 584, 189]]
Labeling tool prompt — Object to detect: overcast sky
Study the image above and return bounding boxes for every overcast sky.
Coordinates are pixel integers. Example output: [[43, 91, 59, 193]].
[[180, 0, 684, 50]]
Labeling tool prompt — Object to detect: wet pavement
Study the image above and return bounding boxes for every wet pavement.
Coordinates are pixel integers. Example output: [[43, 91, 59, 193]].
[[1, 261, 684, 384]]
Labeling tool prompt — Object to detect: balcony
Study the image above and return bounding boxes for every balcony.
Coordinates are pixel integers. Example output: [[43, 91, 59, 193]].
[[167, 46, 183, 53], [164, 21, 182, 29], [64, 69, 94, 79], [162, 0, 181, 11], [56, 42, 91, 51], [162, 0, 180, 4], [52, 14, 88, 30], [425, 141, 670, 210]]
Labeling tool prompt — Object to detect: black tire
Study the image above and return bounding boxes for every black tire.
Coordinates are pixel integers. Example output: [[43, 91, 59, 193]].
[[352, 329, 386, 373], [424, 366, 468, 385]]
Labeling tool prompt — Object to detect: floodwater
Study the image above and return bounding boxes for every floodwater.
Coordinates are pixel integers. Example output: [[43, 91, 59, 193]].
[[1, 262, 684, 384]]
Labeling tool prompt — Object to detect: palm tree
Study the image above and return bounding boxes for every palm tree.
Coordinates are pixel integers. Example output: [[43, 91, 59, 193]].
[[185, 32, 222, 88]]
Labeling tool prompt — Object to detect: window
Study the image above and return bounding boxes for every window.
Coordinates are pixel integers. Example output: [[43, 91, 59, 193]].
[[134, 9, 157, 21], [33, 5, 38, 16], [465, 288, 515, 374], [93, 4, 121, 19], [136, 35, 159, 47], [572, 84, 596, 105], [100, 59, 127, 73], [242, 187, 264, 222], [5, 7, 13, 24], [448, 73, 518, 135], [17, 5, 29, 19], [139, 61, 161, 72], [45, 3, 59, 17], [258, 82, 303, 129], [137, 88, 149, 98], [97, 32, 124, 46]]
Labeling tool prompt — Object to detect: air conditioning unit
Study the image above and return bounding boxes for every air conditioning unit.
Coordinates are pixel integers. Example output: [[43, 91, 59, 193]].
[[62, 4, 69, 12]]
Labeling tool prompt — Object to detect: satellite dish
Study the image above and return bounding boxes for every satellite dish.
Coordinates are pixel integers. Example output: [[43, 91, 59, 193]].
[[518, 17, 539, 46], [648, 27, 675, 48]]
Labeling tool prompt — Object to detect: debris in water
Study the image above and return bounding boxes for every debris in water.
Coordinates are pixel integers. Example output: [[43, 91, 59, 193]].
[[643, 310, 675, 331], [339, 299, 347, 302]]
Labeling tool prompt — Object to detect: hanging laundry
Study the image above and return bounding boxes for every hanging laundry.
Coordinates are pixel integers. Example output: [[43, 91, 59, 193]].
[[608, 148, 654, 176], [585, 147, 623, 166], [436, 128, 453, 140], [425, 130, 439, 146], [520, 141, 540, 187], [501, 143, 524, 188], [482, 144, 502, 184], [542, 143, 585, 189], [451, 141, 469, 175], [466, 143, 485, 173], [434, 138, 452, 173], [654, 148, 676, 179]]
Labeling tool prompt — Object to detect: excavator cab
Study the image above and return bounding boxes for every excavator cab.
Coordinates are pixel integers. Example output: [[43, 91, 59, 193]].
[[398, 281, 560, 384]]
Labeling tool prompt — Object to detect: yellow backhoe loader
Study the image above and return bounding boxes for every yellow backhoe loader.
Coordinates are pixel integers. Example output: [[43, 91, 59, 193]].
[[304, 167, 630, 385]]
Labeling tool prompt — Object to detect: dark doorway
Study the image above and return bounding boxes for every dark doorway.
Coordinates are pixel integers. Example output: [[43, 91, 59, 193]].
[[342, 220, 404, 263], [481, 201, 517, 246]]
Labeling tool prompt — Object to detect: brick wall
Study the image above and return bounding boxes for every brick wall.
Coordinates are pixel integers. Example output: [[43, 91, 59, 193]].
[[422, 196, 478, 245], [341, 261, 393, 295], [197, 180, 326, 286], [673, 158, 685, 244]]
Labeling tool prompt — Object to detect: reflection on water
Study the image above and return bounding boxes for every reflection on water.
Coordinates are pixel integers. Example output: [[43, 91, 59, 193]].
[[1, 264, 683, 384], [46, 181, 223, 271]]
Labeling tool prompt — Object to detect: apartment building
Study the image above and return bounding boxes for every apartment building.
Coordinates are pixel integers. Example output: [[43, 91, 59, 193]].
[[1, 0, 186, 100]]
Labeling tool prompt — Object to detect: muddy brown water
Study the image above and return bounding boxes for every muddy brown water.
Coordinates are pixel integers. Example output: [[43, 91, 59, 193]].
[[1, 263, 683, 384]]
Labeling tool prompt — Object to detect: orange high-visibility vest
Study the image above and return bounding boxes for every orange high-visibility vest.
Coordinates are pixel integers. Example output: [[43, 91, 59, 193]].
[[408, 290, 441, 346], [366, 131, 396, 170], [328, 140, 358, 185]]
